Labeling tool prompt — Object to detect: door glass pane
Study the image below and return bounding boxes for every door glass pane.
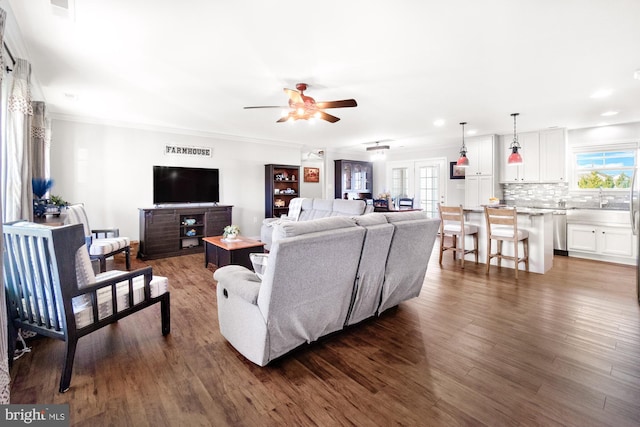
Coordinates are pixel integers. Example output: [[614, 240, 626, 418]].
[[418, 165, 438, 218]]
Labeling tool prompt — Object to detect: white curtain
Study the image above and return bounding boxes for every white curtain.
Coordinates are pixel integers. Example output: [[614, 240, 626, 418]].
[[1, 57, 33, 223], [0, 5, 11, 406], [31, 101, 47, 181]]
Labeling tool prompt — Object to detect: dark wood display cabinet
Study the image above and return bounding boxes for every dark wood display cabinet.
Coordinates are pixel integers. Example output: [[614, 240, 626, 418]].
[[265, 164, 300, 218], [138, 205, 232, 260], [334, 160, 374, 200]]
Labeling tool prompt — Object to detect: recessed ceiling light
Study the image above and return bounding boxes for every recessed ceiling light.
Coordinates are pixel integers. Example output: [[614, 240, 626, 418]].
[[601, 111, 618, 117], [590, 89, 612, 99], [467, 129, 477, 135], [433, 119, 445, 127], [634, 69, 640, 80]]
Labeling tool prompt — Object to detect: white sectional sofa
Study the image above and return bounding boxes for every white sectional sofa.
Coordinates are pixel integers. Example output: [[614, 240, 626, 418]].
[[260, 197, 374, 250], [214, 211, 440, 366]]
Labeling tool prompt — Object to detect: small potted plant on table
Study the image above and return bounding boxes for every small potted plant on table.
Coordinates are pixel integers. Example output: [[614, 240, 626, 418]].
[[223, 225, 240, 240]]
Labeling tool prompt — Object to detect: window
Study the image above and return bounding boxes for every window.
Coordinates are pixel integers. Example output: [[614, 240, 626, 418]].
[[391, 167, 409, 199], [574, 149, 636, 189]]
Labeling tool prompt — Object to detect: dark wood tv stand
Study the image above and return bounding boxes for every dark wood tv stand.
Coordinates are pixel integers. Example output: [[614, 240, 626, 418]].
[[138, 205, 233, 260]]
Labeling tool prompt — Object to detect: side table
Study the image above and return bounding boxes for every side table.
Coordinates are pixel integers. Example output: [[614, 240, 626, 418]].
[[203, 236, 265, 270]]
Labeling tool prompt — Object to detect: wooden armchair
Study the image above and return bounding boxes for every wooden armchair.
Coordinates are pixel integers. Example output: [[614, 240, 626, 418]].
[[3, 222, 170, 393], [64, 204, 131, 272]]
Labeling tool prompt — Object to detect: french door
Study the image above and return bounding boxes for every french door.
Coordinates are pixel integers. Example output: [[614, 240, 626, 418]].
[[387, 158, 446, 218], [415, 159, 446, 218]]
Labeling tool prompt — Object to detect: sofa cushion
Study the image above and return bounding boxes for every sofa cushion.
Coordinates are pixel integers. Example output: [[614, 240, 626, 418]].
[[353, 212, 388, 226], [331, 199, 367, 216], [298, 198, 334, 220], [272, 216, 357, 243], [384, 211, 428, 223], [75, 244, 96, 289]]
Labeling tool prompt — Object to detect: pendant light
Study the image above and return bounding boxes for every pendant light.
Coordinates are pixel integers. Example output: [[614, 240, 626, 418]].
[[456, 122, 469, 167], [366, 141, 390, 161], [508, 113, 523, 165]]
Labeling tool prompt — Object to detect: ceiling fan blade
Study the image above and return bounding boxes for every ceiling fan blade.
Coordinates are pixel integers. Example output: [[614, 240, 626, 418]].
[[315, 99, 358, 109], [317, 111, 341, 123], [244, 106, 287, 109], [284, 88, 303, 104]]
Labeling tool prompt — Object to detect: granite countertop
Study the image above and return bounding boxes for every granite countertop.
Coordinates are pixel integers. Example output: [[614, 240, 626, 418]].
[[463, 206, 551, 216]]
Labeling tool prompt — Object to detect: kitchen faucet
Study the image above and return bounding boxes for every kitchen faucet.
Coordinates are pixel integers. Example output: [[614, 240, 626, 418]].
[[599, 187, 608, 208]]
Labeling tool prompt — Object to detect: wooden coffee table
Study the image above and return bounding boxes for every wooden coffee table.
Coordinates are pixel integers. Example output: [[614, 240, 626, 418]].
[[203, 236, 265, 270]]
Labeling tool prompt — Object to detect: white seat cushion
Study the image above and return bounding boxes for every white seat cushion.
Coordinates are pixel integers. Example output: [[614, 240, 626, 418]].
[[89, 237, 130, 256], [490, 226, 529, 240], [443, 223, 478, 234], [73, 273, 169, 329]]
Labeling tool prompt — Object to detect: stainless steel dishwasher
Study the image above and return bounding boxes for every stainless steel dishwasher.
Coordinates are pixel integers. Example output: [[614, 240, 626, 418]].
[[553, 210, 567, 255]]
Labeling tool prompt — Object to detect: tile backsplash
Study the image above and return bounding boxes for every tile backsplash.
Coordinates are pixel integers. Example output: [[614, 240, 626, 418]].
[[502, 182, 630, 209]]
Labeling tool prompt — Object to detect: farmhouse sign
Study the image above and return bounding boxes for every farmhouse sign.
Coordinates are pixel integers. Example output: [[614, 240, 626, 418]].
[[164, 144, 212, 157]]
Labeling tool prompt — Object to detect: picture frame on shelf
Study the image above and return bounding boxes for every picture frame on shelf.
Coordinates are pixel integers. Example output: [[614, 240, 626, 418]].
[[304, 167, 320, 182], [450, 162, 465, 180]]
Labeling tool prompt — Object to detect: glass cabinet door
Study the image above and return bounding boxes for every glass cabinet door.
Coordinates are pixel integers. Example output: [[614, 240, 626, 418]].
[[343, 163, 352, 190]]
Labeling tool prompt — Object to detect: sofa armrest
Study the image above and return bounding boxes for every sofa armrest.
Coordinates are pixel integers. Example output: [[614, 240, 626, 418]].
[[214, 265, 261, 304], [262, 217, 293, 227]]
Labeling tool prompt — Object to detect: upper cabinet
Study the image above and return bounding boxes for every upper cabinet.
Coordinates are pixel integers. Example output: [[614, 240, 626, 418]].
[[463, 135, 501, 207], [334, 160, 373, 199], [500, 131, 540, 182], [465, 135, 497, 176], [499, 128, 566, 183], [539, 128, 567, 182]]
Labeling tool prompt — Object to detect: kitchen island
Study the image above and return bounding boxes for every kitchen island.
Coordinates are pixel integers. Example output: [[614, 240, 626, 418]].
[[460, 207, 554, 274]]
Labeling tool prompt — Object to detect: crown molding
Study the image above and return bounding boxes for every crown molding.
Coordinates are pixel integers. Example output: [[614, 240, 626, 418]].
[[49, 112, 305, 149]]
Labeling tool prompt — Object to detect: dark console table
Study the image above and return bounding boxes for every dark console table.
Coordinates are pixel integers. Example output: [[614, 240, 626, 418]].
[[138, 205, 232, 260]]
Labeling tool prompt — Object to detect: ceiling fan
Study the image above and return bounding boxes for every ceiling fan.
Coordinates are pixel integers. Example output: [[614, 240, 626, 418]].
[[244, 83, 357, 123]]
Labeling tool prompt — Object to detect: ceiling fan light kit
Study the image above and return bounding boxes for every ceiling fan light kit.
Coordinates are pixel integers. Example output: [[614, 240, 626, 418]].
[[245, 83, 357, 123], [508, 113, 523, 165], [456, 121, 469, 167]]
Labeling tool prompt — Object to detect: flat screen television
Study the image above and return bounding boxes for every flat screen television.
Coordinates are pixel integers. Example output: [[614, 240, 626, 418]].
[[153, 166, 220, 205]]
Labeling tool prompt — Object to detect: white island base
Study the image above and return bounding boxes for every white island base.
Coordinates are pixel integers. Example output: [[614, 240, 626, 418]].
[[457, 208, 554, 274]]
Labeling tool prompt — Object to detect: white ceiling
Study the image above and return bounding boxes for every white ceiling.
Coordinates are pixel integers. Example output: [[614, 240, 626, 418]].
[[6, 0, 640, 153]]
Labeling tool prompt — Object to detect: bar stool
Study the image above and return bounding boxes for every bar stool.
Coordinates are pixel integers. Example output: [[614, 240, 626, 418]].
[[438, 204, 478, 268], [484, 206, 529, 279]]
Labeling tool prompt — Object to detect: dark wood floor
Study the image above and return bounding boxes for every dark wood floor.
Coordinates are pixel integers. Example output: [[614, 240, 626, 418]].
[[9, 248, 640, 426]]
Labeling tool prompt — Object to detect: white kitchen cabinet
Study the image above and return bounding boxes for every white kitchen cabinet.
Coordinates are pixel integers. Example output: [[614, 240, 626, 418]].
[[599, 226, 634, 257], [465, 135, 496, 176], [465, 175, 496, 207], [567, 224, 598, 252], [567, 223, 635, 263], [500, 132, 540, 182], [499, 128, 566, 183], [539, 128, 566, 182], [464, 134, 500, 207]]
